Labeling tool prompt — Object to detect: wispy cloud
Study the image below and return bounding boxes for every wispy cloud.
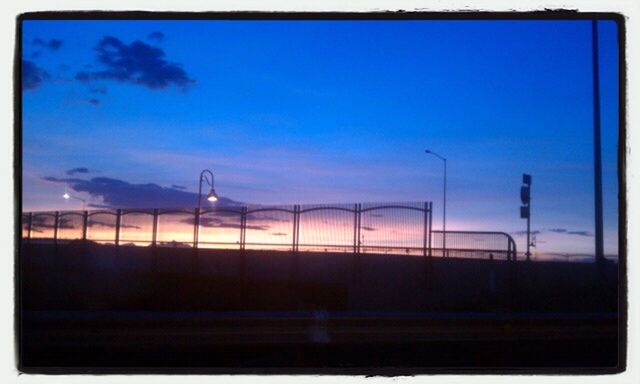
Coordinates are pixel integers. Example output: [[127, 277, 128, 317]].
[[512, 228, 593, 237]]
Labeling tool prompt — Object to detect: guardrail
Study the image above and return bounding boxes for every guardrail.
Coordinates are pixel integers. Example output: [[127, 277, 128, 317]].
[[20, 201, 517, 261]]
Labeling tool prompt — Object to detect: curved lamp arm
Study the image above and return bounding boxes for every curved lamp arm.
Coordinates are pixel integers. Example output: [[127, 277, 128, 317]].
[[197, 169, 218, 210]]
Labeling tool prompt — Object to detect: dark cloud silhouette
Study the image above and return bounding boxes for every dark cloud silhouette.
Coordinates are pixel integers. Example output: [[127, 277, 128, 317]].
[[88, 98, 101, 106], [30, 215, 74, 231], [566, 230, 593, 237], [87, 220, 140, 230], [361, 226, 376, 231], [66, 167, 91, 176], [75, 36, 194, 90], [22, 60, 50, 91], [512, 230, 541, 236], [548, 228, 592, 237], [33, 38, 63, 51], [245, 213, 291, 222], [147, 31, 165, 42], [513, 228, 593, 237], [43, 175, 242, 209], [180, 216, 267, 231]]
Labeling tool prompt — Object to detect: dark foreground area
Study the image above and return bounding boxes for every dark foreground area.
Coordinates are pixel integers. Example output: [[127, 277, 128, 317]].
[[18, 242, 622, 373]]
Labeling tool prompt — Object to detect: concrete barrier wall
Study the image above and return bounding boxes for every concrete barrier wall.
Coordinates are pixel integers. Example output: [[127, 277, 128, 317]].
[[20, 242, 618, 313]]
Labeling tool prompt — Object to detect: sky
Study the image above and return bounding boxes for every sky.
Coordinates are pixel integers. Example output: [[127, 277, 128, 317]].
[[21, 19, 620, 257]]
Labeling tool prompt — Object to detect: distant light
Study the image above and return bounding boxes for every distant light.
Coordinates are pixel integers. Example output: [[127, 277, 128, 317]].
[[63, 192, 70, 200], [206, 188, 219, 202]]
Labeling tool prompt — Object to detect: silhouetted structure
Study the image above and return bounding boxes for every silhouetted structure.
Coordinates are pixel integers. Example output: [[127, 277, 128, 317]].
[[22, 201, 519, 260]]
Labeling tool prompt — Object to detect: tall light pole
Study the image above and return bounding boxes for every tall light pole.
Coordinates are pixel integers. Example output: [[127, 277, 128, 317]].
[[425, 150, 447, 256], [62, 192, 86, 210], [197, 169, 219, 212], [195, 169, 219, 248]]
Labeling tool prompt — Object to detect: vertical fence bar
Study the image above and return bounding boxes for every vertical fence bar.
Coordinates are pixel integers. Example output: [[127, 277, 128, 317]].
[[292, 205, 299, 252], [82, 211, 88, 241], [27, 212, 33, 242], [428, 202, 433, 257], [115, 209, 122, 246], [423, 202, 428, 257], [240, 207, 247, 250], [356, 204, 362, 254], [296, 205, 300, 251], [152, 209, 159, 247], [53, 211, 59, 245], [353, 204, 358, 254], [193, 207, 200, 249]]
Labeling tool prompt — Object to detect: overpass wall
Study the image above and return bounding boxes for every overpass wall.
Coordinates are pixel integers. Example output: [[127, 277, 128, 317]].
[[20, 243, 618, 313]]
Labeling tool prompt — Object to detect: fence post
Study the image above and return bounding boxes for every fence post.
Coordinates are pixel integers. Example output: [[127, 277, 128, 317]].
[[152, 209, 159, 247], [193, 207, 200, 248], [423, 202, 428, 257], [53, 211, 59, 245], [115, 209, 121, 246], [27, 212, 32, 243], [240, 207, 247, 250], [82, 211, 88, 241], [357, 204, 362, 253], [428, 202, 433, 257], [353, 204, 358, 254], [292, 205, 299, 252]]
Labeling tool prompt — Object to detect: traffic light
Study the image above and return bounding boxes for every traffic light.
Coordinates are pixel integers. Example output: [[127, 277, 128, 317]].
[[520, 186, 530, 205], [520, 173, 532, 261], [520, 173, 531, 217]]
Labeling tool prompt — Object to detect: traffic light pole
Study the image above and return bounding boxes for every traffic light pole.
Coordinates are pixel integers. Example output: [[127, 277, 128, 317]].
[[526, 200, 531, 261], [520, 173, 532, 261]]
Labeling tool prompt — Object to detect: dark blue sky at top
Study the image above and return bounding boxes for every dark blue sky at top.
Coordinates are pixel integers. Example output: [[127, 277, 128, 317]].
[[21, 19, 619, 255]]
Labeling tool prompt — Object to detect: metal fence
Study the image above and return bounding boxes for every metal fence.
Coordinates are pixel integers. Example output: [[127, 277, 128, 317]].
[[21, 201, 517, 261]]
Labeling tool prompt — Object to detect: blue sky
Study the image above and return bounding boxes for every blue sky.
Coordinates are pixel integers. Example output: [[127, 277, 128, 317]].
[[21, 19, 619, 256]]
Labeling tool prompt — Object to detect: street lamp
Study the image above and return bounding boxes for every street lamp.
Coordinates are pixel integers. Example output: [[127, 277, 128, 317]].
[[197, 169, 219, 211], [62, 192, 86, 210], [425, 149, 447, 257]]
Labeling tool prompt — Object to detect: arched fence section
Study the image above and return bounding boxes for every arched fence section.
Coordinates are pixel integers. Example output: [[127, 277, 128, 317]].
[[197, 207, 244, 249], [56, 212, 85, 241], [359, 202, 432, 257], [157, 209, 197, 247], [30, 213, 57, 241], [87, 210, 118, 244], [20, 201, 517, 261], [119, 210, 154, 246], [297, 205, 357, 253], [244, 207, 295, 251]]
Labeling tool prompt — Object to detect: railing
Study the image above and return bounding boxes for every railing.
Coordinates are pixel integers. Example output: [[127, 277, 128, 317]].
[[20, 201, 517, 261]]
